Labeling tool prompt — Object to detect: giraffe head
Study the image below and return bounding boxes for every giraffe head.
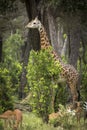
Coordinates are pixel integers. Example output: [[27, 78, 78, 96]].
[[25, 17, 42, 30]]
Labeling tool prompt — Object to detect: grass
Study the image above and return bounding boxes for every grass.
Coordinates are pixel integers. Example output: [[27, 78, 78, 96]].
[[22, 112, 56, 130], [0, 111, 87, 130]]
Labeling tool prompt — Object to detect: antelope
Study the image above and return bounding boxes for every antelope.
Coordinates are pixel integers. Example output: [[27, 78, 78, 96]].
[[0, 109, 23, 130], [13, 109, 22, 130], [0, 110, 14, 129], [49, 110, 62, 121]]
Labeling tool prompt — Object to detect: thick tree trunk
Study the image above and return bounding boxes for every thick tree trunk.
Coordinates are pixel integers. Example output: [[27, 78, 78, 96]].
[[18, 40, 31, 99], [47, 10, 59, 54], [68, 17, 81, 68], [18, 0, 40, 99]]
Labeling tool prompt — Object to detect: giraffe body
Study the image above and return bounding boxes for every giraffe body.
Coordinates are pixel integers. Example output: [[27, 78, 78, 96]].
[[25, 17, 79, 102]]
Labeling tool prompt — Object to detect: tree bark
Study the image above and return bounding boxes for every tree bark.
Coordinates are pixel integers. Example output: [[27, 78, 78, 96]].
[[68, 16, 81, 68], [18, 0, 40, 99], [47, 9, 59, 54], [61, 35, 68, 57], [18, 40, 31, 99]]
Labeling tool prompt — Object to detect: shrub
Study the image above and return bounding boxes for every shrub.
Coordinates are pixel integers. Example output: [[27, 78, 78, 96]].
[[27, 49, 68, 122], [0, 65, 13, 111], [49, 104, 75, 129], [3, 30, 23, 92]]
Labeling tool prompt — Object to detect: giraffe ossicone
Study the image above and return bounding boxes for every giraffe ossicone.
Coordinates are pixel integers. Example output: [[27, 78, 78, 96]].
[[25, 17, 42, 30], [25, 17, 79, 103]]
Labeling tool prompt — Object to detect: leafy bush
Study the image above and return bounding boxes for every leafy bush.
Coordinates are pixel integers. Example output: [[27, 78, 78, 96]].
[[27, 49, 68, 121], [0, 65, 13, 112], [49, 104, 75, 129], [3, 30, 23, 91], [0, 31, 23, 111], [3, 30, 24, 61], [23, 112, 56, 130]]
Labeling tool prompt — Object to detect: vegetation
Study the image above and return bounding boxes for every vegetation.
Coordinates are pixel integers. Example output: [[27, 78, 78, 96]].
[[0, 65, 13, 112], [27, 49, 68, 121], [81, 63, 87, 100], [0, 0, 17, 14], [0, 109, 87, 130], [0, 31, 23, 112], [0, 0, 87, 129]]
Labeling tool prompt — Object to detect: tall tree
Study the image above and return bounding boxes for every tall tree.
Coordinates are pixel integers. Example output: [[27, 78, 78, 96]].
[[18, 0, 40, 99]]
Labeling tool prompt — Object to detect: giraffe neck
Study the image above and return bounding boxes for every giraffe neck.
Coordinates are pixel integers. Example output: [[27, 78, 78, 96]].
[[39, 25, 62, 63], [39, 25, 50, 49]]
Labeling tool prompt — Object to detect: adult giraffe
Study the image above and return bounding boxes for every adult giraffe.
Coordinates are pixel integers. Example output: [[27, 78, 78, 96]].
[[25, 17, 79, 104]]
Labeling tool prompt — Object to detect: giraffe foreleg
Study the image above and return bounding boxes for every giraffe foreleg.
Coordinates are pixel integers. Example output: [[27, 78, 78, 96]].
[[69, 84, 78, 103]]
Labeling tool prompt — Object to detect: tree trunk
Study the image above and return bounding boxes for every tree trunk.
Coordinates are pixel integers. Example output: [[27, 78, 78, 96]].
[[68, 16, 81, 68], [18, 0, 40, 99], [61, 35, 68, 57], [47, 9, 59, 54], [18, 40, 31, 99]]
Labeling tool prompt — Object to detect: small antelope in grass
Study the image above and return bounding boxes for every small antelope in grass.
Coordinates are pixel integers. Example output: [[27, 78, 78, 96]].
[[0, 109, 22, 130], [13, 109, 22, 130], [49, 111, 63, 120], [49, 111, 63, 127], [0, 110, 14, 129]]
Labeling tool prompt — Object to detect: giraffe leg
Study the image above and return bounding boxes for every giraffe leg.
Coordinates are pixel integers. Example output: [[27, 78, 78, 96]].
[[69, 84, 78, 103]]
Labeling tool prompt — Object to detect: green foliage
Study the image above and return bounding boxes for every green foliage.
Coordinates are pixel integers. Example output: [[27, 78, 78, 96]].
[[0, 112, 57, 130], [3, 30, 23, 90], [23, 112, 43, 130], [0, 121, 3, 130], [54, 84, 68, 112], [0, 65, 13, 112], [23, 112, 64, 130], [0, 31, 23, 111], [3, 30, 24, 62], [81, 63, 87, 100], [0, 0, 17, 14], [49, 104, 76, 129], [78, 44, 87, 101], [0, 111, 87, 130], [27, 49, 68, 121]]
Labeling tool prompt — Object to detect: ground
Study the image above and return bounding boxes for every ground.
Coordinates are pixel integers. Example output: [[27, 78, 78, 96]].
[[0, 111, 87, 130]]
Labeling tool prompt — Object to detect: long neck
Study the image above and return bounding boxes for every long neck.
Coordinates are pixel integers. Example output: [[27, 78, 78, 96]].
[[39, 25, 62, 63], [39, 25, 50, 49]]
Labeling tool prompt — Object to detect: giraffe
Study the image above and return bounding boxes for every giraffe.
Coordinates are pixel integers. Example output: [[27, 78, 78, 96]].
[[25, 17, 79, 103]]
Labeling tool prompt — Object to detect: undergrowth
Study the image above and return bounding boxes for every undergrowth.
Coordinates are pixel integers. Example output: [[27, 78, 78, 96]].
[[0, 111, 87, 130]]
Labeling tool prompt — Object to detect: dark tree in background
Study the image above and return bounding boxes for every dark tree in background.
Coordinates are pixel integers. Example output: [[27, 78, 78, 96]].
[[18, 0, 40, 99]]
